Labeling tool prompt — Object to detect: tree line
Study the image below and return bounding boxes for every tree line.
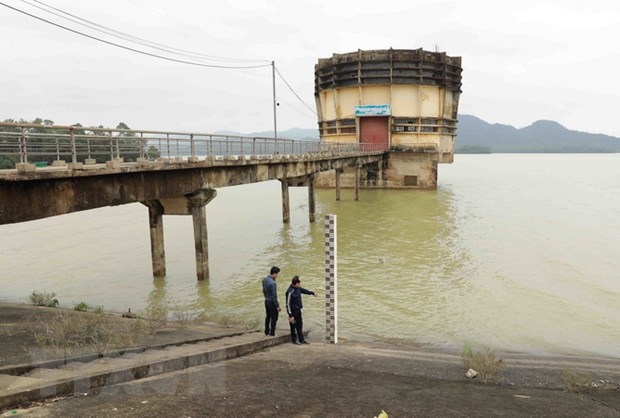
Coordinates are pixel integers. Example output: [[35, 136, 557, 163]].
[[0, 118, 160, 169]]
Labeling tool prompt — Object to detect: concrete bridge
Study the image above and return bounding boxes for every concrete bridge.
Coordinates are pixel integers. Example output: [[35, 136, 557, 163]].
[[0, 122, 386, 280]]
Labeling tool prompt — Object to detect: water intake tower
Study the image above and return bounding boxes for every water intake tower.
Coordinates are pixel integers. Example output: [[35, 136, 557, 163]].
[[314, 48, 462, 189]]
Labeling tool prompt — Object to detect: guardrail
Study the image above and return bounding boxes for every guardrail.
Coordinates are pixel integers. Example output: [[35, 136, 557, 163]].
[[0, 122, 385, 168]]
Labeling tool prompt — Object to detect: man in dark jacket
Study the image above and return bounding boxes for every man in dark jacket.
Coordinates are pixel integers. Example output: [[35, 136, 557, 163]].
[[262, 266, 281, 336], [285, 275, 317, 344]]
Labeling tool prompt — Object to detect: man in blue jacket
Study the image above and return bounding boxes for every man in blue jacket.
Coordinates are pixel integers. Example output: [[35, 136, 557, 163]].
[[285, 275, 317, 344], [262, 266, 281, 336]]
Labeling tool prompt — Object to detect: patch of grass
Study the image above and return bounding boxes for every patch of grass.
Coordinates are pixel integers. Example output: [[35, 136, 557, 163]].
[[241, 317, 261, 330], [561, 368, 592, 392], [205, 313, 260, 330], [170, 308, 197, 329], [142, 304, 168, 333], [462, 344, 504, 383], [26, 310, 154, 355], [29, 291, 59, 308]]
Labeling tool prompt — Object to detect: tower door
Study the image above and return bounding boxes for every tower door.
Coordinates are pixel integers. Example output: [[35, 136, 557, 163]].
[[359, 116, 389, 151]]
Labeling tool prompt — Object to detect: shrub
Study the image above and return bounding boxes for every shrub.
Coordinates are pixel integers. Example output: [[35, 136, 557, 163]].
[[29, 291, 59, 308], [561, 368, 592, 392], [73, 302, 91, 312], [170, 308, 197, 329], [142, 304, 168, 333], [463, 344, 504, 383]]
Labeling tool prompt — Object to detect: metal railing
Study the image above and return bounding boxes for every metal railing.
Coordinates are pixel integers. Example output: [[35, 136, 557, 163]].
[[0, 122, 386, 167]]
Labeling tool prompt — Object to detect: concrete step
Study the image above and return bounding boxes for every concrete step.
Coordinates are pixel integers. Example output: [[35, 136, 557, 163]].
[[117, 352, 143, 360], [23, 368, 78, 381], [0, 374, 46, 393], [57, 361, 91, 371], [78, 358, 135, 374], [0, 331, 291, 411]]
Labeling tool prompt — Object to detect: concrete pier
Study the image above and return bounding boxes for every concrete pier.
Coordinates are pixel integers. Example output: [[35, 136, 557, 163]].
[[280, 180, 290, 224], [188, 190, 217, 281], [141, 189, 217, 280], [308, 174, 316, 223], [335, 169, 341, 201], [143, 201, 166, 277]]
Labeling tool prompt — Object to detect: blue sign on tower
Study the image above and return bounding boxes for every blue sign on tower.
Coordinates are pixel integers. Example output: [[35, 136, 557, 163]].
[[354, 105, 391, 117]]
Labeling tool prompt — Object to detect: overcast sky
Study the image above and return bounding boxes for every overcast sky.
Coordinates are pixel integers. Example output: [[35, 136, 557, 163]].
[[1, 0, 619, 136]]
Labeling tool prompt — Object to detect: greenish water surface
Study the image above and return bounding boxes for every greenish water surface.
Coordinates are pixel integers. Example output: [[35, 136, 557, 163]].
[[1, 154, 619, 358]]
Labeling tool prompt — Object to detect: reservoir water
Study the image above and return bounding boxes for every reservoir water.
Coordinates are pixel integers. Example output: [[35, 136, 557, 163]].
[[1, 154, 619, 358]]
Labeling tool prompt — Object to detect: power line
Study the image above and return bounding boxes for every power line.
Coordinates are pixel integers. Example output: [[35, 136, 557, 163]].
[[22, 0, 268, 64], [274, 65, 317, 116], [276, 96, 318, 121], [2, 1, 319, 129], [0, 1, 271, 69]]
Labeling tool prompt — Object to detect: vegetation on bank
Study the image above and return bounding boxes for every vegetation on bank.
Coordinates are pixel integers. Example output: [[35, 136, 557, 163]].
[[561, 368, 593, 393], [25, 289, 260, 356], [29, 291, 59, 308], [73, 301, 104, 313], [26, 310, 153, 355], [462, 344, 504, 383]]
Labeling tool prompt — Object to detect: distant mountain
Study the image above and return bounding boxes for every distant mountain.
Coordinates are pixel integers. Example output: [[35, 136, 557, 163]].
[[217, 115, 620, 153], [456, 115, 620, 153], [215, 128, 319, 141]]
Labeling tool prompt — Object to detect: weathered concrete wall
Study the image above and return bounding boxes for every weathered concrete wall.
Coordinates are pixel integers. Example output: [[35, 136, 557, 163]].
[[384, 152, 438, 189], [316, 152, 437, 189], [0, 154, 384, 225], [314, 48, 462, 172]]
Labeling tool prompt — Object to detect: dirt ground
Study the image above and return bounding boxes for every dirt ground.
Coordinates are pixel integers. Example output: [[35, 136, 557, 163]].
[[1, 302, 620, 417]]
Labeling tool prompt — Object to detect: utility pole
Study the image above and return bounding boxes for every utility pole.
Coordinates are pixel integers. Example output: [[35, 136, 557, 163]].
[[272, 60, 277, 138]]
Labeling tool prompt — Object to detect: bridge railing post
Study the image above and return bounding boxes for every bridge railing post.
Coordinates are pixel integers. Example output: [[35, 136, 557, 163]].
[[70, 127, 77, 164], [140, 132, 145, 160], [115, 133, 120, 159], [54, 135, 60, 162], [19, 127, 27, 163], [109, 131, 114, 161], [166, 133, 170, 160]]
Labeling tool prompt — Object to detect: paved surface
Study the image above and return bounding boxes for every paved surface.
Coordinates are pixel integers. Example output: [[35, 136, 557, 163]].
[[1, 302, 620, 417]]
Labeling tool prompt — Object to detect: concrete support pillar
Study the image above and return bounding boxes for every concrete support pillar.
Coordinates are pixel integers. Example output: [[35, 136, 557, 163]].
[[335, 169, 341, 201], [145, 201, 166, 277], [284, 174, 316, 224], [354, 166, 360, 201], [280, 179, 290, 224], [308, 175, 316, 223], [187, 189, 218, 281], [191, 204, 209, 281]]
